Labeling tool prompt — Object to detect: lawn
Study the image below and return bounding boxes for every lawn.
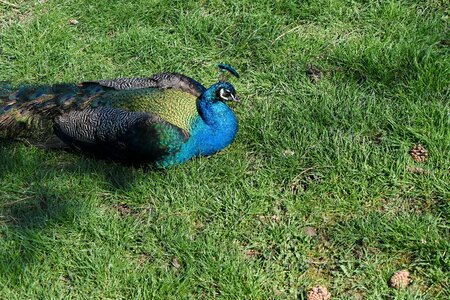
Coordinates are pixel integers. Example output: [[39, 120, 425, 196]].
[[0, 0, 449, 299]]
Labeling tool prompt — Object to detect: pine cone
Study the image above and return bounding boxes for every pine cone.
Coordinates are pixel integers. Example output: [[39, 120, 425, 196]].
[[389, 269, 411, 289], [410, 144, 428, 162], [307, 286, 331, 300]]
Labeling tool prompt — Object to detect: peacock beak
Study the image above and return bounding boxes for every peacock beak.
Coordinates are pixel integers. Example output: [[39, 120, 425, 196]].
[[230, 94, 240, 103]]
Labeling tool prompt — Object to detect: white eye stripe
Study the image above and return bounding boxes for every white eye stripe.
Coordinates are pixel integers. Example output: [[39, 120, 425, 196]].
[[219, 88, 232, 100]]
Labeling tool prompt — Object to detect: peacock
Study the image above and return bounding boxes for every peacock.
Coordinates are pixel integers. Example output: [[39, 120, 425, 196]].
[[0, 64, 240, 168]]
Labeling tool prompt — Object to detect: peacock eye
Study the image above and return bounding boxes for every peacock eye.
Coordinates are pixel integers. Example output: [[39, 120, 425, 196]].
[[219, 88, 232, 100]]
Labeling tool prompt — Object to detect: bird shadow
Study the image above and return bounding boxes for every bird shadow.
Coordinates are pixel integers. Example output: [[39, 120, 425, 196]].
[[0, 140, 153, 279], [0, 138, 164, 221]]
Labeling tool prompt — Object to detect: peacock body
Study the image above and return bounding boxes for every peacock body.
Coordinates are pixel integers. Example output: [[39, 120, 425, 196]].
[[0, 66, 240, 168]]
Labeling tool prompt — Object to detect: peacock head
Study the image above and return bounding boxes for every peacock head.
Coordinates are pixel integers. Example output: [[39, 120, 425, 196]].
[[203, 64, 240, 103], [214, 81, 240, 103]]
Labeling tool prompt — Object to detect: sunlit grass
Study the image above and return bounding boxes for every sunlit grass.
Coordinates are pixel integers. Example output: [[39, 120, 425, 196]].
[[0, 0, 449, 298]]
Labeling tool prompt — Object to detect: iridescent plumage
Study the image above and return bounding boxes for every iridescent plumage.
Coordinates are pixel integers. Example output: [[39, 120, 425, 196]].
[[0, 67, 240, 167]]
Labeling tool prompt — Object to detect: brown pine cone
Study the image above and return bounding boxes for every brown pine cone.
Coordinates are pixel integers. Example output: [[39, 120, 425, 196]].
[[389, 269, 411, 289], [410, 144, 428, 162], [307, 285, 331, 300]]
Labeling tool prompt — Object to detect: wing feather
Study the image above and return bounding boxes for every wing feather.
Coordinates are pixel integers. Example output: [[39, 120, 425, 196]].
[[89, 72, 206, 97], [54, 107, 188, 164]]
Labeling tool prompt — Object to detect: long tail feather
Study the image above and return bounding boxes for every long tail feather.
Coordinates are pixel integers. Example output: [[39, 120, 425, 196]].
[[0, 82, 106, 138]]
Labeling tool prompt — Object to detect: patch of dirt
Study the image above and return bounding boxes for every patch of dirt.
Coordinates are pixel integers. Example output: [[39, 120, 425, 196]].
[[257, 214, 281, 224], [192, 220, 205, 230], [244, 249, 261, 259], [303, 226, 317, 238], [306, 64, 323, 83], [113, 202, 133, 217], [406, 166, 429, 175], [352, 247, 365, 259], [350, 238, 381, 259], [111, 203, 153, 218], [60, 274, 71, 283], [137, 253, 150, 266], [290, 167, 321, 194], [439, 39, 449, 47], [377, 197, 436, 215], [371, 132, 384, 145], [0, 1, 38, 29]]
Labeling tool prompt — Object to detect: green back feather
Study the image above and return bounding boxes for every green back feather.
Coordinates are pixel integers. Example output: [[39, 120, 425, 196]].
[[1, 81, 200, 138], [103, 89, 199, 132]]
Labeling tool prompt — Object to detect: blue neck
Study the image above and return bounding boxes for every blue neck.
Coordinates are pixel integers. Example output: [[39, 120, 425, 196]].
[[156, 84, 238, 168], [197, 88, 220, 125], [194, 98, 238, 154]]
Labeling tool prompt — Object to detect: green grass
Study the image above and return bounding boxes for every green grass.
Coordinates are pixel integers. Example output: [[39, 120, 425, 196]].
[[0, 0, 449, 298]]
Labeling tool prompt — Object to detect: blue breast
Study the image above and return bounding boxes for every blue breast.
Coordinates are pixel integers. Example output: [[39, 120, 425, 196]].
[[157, 102, 238, 167]]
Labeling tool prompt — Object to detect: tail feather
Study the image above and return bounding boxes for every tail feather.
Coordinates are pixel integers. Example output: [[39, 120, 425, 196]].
[[0, 82, 103, 138]]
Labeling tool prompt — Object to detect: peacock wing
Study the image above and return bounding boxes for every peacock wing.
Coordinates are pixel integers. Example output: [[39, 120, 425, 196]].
[[91, 72, 206, 97], [87, 73, 206, 135], [1, 73, 204, 139], [53, 107, 188, 164]]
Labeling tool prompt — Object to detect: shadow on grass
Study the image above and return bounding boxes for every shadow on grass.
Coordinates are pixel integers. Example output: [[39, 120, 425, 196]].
[[0, 140, 147, 278], [0, 139, 145, 188]]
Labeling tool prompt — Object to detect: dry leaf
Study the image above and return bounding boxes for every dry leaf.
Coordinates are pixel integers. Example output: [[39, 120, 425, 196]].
[[283, 149, 295, 156], [171, 257, 181, 269]]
